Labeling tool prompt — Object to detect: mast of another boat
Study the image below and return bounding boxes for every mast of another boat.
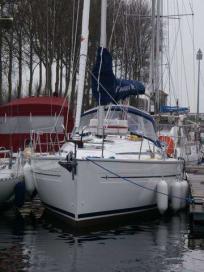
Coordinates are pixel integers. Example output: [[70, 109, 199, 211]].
[[155, 0, 161, 114], [149, 0, 163, 115], [97, 0, 107, 136], [149, 0, 156, 114], [74, 0, 91, 133]]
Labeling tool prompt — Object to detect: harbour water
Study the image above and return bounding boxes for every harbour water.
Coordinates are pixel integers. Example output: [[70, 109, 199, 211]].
[[0, 200, 204, 272]]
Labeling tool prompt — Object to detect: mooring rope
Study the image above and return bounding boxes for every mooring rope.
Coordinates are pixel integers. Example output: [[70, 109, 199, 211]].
[[85, 157, 194, 204]]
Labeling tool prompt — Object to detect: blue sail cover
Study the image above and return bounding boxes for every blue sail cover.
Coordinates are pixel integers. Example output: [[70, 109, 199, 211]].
[[160, 105, 189, 114], [92, 47, 145, 105]]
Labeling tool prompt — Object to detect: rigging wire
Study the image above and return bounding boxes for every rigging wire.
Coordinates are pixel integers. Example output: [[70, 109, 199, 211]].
[[163, 0, 194, 109], [181, 0, 194, 43], [46, 0, 49, 95], [50, 52, 80, 134], [162, 18, 180, 103], [182, 0, 195, 106], [88, 66, 152, 131], [176, 0, 190, 107], [72, 0, 80, 72], [167, 0, 171, 106], [163, 45, 178, 104], [86, 157, 193, 204], [190, 0, 196, 102], [173, 0, 180, 104], [63, 0, 81, 133], [52, 0, 56, 61], [122, 0, 129, 79], [108, 0, 123, 50], [68, 0, 80, 99], [163, 0, 181, 106]]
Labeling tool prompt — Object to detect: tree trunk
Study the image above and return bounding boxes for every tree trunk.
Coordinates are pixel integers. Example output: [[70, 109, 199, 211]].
[[59, 59, 63, 96], [37, 59, 42, 96], [17, 32, 22, 98], [70, 72, 76, 111], [55, 52, 60, 95], [64, 61, 70, 97], [48, 61, 52, 95], [8, 33, 13, 102], [28, 37, 33, 96]]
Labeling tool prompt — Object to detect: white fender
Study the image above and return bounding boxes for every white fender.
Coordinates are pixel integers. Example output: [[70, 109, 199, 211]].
[[156, 179, 168, 214], [171, 180, 182, 212], [180, 180, 189, 208], [23, 162, 35, 196]]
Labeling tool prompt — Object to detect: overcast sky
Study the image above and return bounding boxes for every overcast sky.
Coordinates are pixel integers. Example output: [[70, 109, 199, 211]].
[[162, 0, 204, 113], [26, 0, 204, 113]]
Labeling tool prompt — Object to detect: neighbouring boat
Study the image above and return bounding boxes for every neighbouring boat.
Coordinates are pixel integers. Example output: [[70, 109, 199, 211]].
[[30, 0, 187, 225], [0, 149, 24, 207], [0, 96, 74, 152], [156, 109, 202, 166]]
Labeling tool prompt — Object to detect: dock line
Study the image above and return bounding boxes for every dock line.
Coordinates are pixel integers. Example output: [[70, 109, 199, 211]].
[[86, 157, 193, 204]]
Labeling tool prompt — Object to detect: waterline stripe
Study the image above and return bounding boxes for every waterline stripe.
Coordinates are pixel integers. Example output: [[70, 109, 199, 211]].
[[78, 204, 157, 219], [43, 202, 75, 218], [42, 201, 157, 220]]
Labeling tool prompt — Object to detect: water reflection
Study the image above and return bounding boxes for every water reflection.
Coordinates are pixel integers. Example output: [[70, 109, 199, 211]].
[[0, 204, 204, 272], [0, 212, 29, 272]]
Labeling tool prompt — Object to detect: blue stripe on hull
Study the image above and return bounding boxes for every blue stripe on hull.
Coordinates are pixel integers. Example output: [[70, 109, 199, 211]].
[[42, 202, 75, 218], [42, 202, 157, 221]]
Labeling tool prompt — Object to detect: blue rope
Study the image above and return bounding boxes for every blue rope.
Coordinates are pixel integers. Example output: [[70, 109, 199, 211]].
[[86, 157, 193, 204]]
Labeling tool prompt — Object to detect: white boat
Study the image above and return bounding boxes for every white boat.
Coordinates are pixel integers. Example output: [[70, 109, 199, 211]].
[[0, 149, 24, 205], [157, 113, 202, 165], [31, 105, 185, 223], [30, 0, 186, 224]]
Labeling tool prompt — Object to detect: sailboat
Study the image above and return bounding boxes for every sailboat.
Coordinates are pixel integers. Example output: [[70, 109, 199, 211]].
[[30, 0, 187, 224], [157, 108, 202, 166], [0, 149, 24, 206], [150, 0, 202, 166]]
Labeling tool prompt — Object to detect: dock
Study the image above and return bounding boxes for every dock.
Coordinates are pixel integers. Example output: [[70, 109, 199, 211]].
[[187, 170, 204, 225], [185, 164, 204, 175]]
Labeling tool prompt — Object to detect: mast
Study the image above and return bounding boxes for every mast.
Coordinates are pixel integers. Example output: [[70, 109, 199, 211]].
[[97, 0, 107, 136], [100, 0, 107, 47], [74, 0, 91, 132], [155, 0, 161, 114], [160, 0, 163, 93], [150, 0, 156, 114], [196, 48, 202, 122], [149, 0, 155, 113]]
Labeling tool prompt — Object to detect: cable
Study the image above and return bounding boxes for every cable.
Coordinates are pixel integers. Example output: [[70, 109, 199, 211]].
[[86, 157, 193, 204], [176, 0, 190, 108]]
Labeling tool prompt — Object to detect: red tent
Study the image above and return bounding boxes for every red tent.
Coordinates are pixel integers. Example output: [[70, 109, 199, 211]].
[[0, 96, 74, 152]]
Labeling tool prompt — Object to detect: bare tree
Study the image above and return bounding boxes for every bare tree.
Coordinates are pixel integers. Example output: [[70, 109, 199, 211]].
[[0, 0, 152, 110]]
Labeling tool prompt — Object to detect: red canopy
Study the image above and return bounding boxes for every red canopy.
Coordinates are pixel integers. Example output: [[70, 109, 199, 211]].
[[0, 96, 74, 152], [0, 96, 69, 116]]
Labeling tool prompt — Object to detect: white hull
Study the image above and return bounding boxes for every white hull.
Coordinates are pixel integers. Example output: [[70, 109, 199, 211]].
[[0, 151, 25, 205], [32, 157, 183, 223], [0, 168, 17, 204]]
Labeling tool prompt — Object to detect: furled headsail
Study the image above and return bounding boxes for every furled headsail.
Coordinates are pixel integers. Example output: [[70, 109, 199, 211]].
[[92, 47, 145, 105]]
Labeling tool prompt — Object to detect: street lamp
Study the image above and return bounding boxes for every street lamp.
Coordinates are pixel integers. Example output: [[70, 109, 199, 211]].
[[196, 48, 202, 122]]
